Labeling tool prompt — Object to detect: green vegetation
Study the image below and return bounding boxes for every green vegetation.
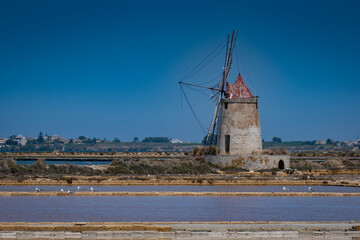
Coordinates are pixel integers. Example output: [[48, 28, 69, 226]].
[[262, 140, 316, 148], [104, 157, 218, 175], [142, 137, 170, 143], [0, 157, 219, 176], [272, 137, 282, 143], [37, 131, 45, 144], [5, 139, 17, 145], [0, 159, 102, 175]]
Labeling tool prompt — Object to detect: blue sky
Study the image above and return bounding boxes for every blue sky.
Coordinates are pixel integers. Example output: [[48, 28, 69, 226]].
[[0, 0, 359, 142]]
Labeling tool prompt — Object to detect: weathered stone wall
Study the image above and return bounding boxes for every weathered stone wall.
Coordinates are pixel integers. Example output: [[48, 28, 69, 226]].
[[217, 98, 262, 155], [206, 154, 290, 170]]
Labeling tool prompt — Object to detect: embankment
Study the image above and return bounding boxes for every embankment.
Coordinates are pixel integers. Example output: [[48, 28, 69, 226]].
[[1, 191, 359, 197], [1, 177, 359, 187]]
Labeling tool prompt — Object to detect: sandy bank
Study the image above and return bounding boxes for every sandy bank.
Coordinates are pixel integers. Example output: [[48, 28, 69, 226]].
[[1, 191, 359, 197], [1, 178, 359, 187], [0, 221, 359, 239]]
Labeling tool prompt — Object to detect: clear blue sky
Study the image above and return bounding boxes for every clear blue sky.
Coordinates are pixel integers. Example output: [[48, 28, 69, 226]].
[[0, 0, 359, 142]]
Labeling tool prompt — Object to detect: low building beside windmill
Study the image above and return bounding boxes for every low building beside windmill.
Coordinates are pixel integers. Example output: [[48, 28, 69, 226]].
[[207, 73, 290, 170]]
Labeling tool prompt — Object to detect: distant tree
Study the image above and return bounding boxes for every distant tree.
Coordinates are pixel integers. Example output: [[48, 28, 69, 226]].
[[37, 131, 45, 144], [9, 135, 16, 139], [272, 137, 282, 143], [84, 138, 96, 144], [113, 137, 121, 143], [133, 137, 139, 142], [301, 140, 316, 146], [78, 136, 86, 140], [69, 139, 74, 144], [142, 137, 170, 143], [326, 138, 333, 145], [5, 139, 18, 145], [26, 139, 37, 145]]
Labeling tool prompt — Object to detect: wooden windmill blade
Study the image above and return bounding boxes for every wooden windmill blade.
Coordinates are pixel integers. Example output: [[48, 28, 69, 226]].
[[205, 30, 238, 145]]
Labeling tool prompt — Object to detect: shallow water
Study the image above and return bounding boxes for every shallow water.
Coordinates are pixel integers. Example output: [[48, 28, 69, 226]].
[[0, 196, 359, 222], [0, 185, 359, 193]]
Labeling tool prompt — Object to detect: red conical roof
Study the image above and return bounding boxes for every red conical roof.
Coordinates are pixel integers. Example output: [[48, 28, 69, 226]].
[[226, 73, 253, 99]]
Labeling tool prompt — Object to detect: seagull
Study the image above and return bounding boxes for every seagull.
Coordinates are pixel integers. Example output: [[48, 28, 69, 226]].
[[147, 174, 151, 178], [275, 177, 279, 180], [308, 187, 314, 192], [60, 189, 64, 192], [282, 187, 290, 192], [90, 187, 96, 192], [35, 187, 41, 192], [77, 186, 85, 191], [67, 190, 74, 194]]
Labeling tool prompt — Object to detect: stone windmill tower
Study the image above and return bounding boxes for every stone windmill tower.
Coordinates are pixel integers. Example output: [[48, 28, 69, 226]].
[[217, 73, 262, 155]]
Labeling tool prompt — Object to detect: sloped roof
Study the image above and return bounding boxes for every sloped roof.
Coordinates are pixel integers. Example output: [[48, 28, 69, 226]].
[[226, 73, 253, 99]]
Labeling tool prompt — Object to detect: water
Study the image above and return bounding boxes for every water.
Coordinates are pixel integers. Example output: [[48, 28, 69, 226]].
[[16, 160, 111, 165], [0, 196, 358, 222], [0, 185, 359, 192]]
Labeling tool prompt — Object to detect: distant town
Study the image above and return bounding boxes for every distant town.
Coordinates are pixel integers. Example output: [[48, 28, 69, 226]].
[[0, 132, 359, 153], [0, 132, 194, 152]]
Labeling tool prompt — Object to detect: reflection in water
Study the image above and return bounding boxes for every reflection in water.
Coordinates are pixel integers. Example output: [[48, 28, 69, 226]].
[[0, 196, 359, 222], [0, 185, 359, 193]]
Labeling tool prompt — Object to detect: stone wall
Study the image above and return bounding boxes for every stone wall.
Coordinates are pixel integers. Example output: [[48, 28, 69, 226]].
[[206, 154, 290, 170], [217, 98, 262, 155]]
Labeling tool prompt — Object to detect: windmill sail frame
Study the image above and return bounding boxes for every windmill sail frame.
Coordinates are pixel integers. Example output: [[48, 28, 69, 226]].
[[204, 30, 238, 145]]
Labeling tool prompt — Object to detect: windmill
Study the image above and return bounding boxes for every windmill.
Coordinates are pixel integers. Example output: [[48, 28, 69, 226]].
[[179, 30, 238, 145], [179, 32, 290, 170]]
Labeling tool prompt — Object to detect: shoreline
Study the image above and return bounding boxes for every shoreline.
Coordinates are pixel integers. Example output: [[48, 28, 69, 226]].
[[0, 221, 359, 239], [1, 178, 359, 187], [1, 191, 360, 197]]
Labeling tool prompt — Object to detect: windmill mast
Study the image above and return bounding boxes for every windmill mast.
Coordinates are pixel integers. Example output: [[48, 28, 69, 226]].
[[205, 30, 238, 145]]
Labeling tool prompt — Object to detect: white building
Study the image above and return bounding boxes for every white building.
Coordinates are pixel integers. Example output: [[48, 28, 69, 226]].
[[170, 139, 183, 144], [13, 135, 27, 146]]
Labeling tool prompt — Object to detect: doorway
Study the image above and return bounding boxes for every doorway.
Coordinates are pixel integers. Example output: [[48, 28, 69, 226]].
[[278, 160, 284, 169]]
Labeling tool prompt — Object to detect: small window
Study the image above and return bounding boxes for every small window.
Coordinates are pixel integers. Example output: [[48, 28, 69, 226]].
[[224, 102, 228, 109], [225, 135, 230, 154]]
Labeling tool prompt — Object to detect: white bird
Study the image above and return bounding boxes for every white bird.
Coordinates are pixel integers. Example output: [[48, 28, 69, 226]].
[[275, 177, 279, 180], [35, 187, 41, 192], [282, 187, 290, 192], [147, 174, 151, 178], [67, 190, 74, 194], [308, 187, 314, 192], [77, 186, 85, 191], [90, 187, 96, 192], [60, 189, 64, 192]]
